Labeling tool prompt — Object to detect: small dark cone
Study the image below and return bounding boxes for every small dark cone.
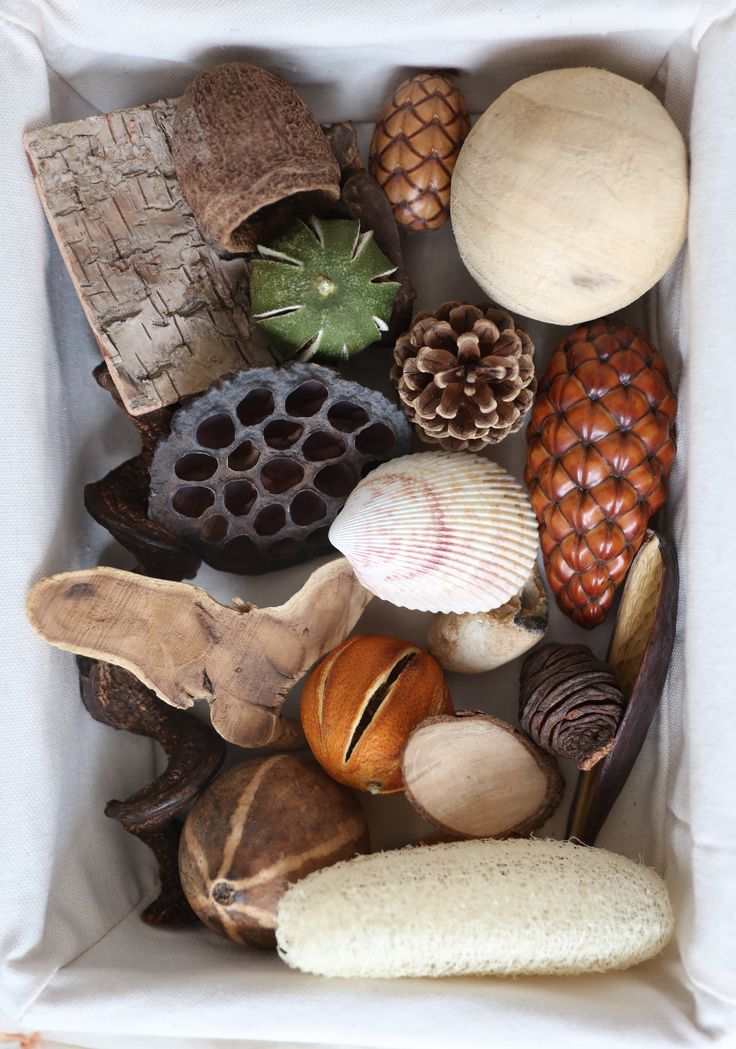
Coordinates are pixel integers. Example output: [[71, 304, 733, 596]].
[[392, 301, 536, 451], [519, 643, 625, 771]]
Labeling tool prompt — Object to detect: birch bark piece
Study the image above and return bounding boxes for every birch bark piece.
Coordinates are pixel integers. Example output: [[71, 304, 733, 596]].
[[26, 558, 372, 748], [402, 712, 563, 838], [24, 99, 276, 415]]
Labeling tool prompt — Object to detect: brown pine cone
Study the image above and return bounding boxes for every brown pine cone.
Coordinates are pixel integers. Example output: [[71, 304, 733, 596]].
[[391, 301, 536, 451], [519, 643, 625, 771], [369, 73, 470, 232], [525, 319, 677, 628]]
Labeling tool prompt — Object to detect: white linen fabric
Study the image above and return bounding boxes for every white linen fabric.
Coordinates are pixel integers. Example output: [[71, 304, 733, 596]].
[[0, 1, 734, 1046]]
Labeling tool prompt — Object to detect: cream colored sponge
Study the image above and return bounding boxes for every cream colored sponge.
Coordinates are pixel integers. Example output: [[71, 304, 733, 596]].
[[276, 838, 673, 978]]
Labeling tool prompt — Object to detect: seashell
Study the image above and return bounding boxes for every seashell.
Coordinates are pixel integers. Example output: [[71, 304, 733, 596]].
[[328, 452, 538, 614]]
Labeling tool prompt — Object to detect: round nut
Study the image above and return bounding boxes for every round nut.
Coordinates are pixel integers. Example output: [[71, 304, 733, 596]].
[[451, 68, 688, 324], [300, 634, 453, 793], [428, 565, 547, 673], [178, 754, 369, 948]]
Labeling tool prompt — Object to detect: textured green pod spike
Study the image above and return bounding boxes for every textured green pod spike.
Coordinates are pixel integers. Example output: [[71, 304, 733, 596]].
[[250, 216, 400, 361]]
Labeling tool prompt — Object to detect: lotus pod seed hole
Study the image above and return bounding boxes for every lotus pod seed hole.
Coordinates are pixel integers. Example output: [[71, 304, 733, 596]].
[[314, 462, 357, 497], [303, 430, 346, 461], [290, 490, 327, 526], [201, 514, 229, 541], [264, 419, 304, 450], [261, 457, 305, 494], [223, 479, 257, 516], [254, 504, 286, 536], [328, 401, 369, 432], [196, 413, 235, 449], [172, 486, 215, 518], [285, 380, 328, 417], [237, 388, 275, 426], [355, 423, 395, 457], [228, 441, 260, 471], [175, 452, 218, 481]]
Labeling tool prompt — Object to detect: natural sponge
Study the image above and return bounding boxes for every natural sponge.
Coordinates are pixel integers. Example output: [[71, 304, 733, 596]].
[[276, 838, 673, 978]]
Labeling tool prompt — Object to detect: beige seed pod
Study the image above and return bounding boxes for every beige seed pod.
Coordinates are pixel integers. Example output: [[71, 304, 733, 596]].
[[427, 565, 547, 673], [178, 754, 369, 948]]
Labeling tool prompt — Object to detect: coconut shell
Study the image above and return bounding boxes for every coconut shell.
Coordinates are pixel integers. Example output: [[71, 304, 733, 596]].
[[173, 63, 341, 253]]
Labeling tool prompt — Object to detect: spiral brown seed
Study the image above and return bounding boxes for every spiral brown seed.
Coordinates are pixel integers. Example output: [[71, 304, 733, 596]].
[[519, 643, 625, 771]]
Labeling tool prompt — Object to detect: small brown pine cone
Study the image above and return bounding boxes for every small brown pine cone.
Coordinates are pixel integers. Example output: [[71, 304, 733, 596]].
[[391, 301, 536, 451], [519, 643, 625, 771]]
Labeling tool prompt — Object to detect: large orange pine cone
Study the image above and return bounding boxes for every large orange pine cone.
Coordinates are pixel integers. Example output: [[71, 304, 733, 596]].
[[525, 319, 676, 628]]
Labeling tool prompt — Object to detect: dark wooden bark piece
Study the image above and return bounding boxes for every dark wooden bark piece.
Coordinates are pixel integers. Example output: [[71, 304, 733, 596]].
[[77, 656, 227, 925], [85, 365, 200, 580], [566, 531, 679, 844], [24, 100, 276, 416], [321, 122, 415, 340]]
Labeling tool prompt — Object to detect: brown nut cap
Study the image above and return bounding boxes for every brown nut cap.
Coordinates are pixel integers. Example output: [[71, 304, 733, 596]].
[[301, 634, 453, 794], [173, 63, 341, 253], [369, 73, 470, 231], [178, 754, 369, 948], [519, 643, 626, 771]]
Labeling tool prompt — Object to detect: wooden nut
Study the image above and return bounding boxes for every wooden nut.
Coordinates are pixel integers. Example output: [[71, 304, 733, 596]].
[[402, 712, 563, 838], [178, 754, 369, 948], [300, 634, 453, 794], [427, 565, 547, 673]]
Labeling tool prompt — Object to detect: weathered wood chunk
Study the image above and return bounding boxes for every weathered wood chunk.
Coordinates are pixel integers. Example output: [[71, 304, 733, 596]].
[[24, 100, 276, 415]]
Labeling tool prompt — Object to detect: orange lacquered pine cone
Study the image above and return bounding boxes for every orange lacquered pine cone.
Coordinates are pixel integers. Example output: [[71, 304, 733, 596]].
[[525, 319, 677, 629], [369, 73, 470, 232]]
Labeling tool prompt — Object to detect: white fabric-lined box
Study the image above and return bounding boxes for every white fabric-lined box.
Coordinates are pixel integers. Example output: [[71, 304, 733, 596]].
[[1, 1, 735, 1046]]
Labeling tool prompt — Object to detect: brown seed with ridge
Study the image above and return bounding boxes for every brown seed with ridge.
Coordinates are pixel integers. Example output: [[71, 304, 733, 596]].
[[178, 754, 369, 948]]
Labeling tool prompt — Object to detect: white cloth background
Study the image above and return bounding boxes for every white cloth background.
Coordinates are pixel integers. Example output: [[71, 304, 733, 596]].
[[1, 1, 735, 1047]]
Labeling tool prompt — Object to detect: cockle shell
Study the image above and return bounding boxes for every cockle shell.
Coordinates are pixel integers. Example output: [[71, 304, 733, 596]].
[[328, 452, 538, 614]]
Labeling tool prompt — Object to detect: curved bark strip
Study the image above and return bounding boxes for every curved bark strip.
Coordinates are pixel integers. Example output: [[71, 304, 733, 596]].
[[77, 656, 227, 925]]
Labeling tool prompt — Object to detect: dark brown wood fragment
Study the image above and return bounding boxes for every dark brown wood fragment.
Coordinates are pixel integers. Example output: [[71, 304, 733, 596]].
[[78, 656, 226, 925], [566, 531, 679, 844], [321, 122, 415, 340], [85, 365, 200, 580]]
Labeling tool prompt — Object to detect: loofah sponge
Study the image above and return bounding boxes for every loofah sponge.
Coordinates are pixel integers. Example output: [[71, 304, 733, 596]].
[[276, 838, 673, 978]]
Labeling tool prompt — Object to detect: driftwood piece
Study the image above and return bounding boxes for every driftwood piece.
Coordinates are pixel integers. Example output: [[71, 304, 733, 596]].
[[28, 559, 373, 748], [24, 100, 276, 416], [78, 656, 226, 924], [567, 531, 678, 844], [402, 712, 563, 839]]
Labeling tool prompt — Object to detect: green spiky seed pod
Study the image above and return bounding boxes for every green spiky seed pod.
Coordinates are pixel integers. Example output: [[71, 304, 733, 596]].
[[250, 216, 400, 362]]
